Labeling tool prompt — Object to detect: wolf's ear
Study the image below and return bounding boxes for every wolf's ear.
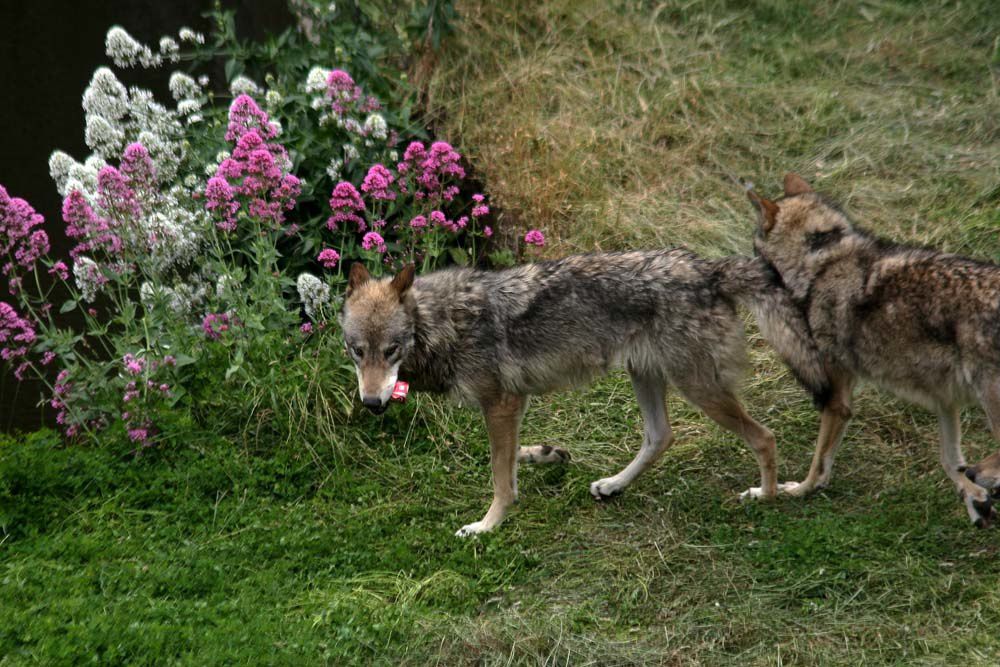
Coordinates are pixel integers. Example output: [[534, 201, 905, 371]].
[[747, 189, 780, 233], [783, 173, 813, 197], [346, 262, 371, 298], [390, 264, 416, 299]]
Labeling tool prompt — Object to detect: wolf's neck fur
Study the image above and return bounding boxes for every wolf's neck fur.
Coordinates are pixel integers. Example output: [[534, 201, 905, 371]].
[[398, 269, 489, 396]]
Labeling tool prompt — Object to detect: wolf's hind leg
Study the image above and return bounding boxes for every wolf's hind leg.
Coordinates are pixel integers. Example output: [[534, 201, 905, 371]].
[[938, 388, 1000, 528], [775, 368, 856, 498], [590, 372, 672, 499], [456, 393, 526, 537], [680, 387, 778, 500], [964, 378, 1000, 499], [518, 445, 571, 464]]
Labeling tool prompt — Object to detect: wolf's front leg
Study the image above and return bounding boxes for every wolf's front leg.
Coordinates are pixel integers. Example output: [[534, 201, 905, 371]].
[[456, 393, 527, 537]]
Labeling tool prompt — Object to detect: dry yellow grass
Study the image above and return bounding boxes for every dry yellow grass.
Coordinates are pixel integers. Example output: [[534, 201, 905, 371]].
[[421, 0, 999, 258]]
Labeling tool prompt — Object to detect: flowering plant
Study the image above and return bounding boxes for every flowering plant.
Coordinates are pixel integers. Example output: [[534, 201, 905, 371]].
[[1, 4, 545, 447]]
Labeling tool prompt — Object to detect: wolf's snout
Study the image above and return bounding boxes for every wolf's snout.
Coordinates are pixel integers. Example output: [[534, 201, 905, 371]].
[[362, 396, 388, 414]]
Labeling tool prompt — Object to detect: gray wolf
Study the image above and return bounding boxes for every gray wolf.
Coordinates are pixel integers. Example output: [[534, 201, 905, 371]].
[[338, 250, 827, 536], [746, 173, 999, 527]]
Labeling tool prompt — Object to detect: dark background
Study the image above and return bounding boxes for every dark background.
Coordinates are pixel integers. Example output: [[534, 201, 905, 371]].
[[0, 0, 292, 432]]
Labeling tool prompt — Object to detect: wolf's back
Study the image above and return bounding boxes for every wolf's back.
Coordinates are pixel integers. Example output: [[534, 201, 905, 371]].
[[713, 256, 832, 407]]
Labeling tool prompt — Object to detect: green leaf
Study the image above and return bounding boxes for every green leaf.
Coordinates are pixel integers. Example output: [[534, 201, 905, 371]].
[[448, 247, 469, 266], [59, 300, 77, 314], [173, 354, 197, 368]]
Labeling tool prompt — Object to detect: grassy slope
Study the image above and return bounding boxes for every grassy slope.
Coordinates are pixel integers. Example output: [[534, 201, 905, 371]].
[[4, 1, 1000, 664]]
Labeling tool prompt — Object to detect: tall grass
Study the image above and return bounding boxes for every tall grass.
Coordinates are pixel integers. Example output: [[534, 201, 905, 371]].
[[422, 0, 999, 257]]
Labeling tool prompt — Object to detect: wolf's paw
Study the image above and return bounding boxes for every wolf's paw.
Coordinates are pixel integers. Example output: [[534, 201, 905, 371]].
[[548, 446, 571, 463], [739, 481, 802, 502], [455, 521, 491, 538], [590, 477, 626, 500], [739, 486, 772, 501], [777, 481, 804, 495], [519, 445, 571, 464], [964, 490, 995, 529]]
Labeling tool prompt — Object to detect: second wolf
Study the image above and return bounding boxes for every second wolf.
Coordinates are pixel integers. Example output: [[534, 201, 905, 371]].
[[339, 250, 827, 536], [747, 173, 1000, 527]]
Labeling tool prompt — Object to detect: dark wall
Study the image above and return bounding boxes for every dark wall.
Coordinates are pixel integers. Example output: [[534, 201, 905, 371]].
[[0, 1, 292, 432]]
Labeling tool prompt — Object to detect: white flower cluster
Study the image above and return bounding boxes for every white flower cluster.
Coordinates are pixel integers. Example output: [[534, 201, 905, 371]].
[[85, 115, 125, 157], [215, 273, 240, 300], [230, 75, 261, 97], [305, 66, 331, 95], [363, 114, 388, 140], [50, 152, 106, 198], [106, 26, 200, 69], [106, 26, 161, 68], [77, 67, 184, 178], [296, 273, 331, 320], [178, 27, 205, 44], [265, 90, 283, 109], [137, 187, 209, 276], [159, 37, 180, 63], [73, 257, 104, 302], [168, 72, 204, 125], [326, 158, 343, 180], [82, 68, 129, 120], [168, 72, 200, 102], [140, 279, 209, 317]]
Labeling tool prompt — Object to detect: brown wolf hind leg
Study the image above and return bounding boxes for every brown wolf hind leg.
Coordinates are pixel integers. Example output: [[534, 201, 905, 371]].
[[456, 393, 526, 537], [779, 368, 856, 498], [963, 378, 1000, 499], [680, 387, 778, 500], [590, 372, 673, 499], [938, 404, 993, 528]]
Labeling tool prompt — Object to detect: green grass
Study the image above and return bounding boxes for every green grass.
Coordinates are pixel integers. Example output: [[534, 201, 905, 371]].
[[5, 370, 1000, 664], [5, 0, 1000, 663]]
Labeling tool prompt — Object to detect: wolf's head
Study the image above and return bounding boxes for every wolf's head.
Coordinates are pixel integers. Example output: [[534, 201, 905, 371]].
[[746, 174, 854, 283], [338, 263, 416, 414]]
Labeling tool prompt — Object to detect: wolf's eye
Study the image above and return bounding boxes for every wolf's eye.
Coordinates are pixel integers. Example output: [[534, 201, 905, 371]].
[[350, 345, 364, 358], [384, 344, 399, 359]]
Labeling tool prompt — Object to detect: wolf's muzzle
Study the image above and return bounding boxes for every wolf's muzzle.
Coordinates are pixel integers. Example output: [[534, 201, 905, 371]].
[[362, 396, 389, 414]]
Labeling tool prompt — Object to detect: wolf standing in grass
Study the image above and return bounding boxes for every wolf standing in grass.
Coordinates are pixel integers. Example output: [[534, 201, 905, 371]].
[[338, 251, 828, 536], [747, 173, 1000, 527]]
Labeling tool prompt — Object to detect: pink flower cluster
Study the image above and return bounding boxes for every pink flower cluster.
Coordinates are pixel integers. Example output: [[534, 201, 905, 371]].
[[122, 353, 146, 376], [524, 230, 546, 247], [63, 142, 157, 260], [119, 353, 175, 447], [0, 185, 51, 294], [0, 301, 36, 381], [361, 232, 386, 253], [397, 141, 465, 200], [361, 164, 396, 201], [51, 369, 75, 436], [326, 69, 380, 117], [327, 181, 365, 232], [206, 95, 302, 232], [317, 248, 340, 268], [202, 312, 238, 340], [471, 193, 489, 218], [48, 261, 69, 281]]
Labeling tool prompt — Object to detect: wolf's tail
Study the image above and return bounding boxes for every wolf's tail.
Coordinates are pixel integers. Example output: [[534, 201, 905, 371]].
[[714, 255, 832, 408]]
